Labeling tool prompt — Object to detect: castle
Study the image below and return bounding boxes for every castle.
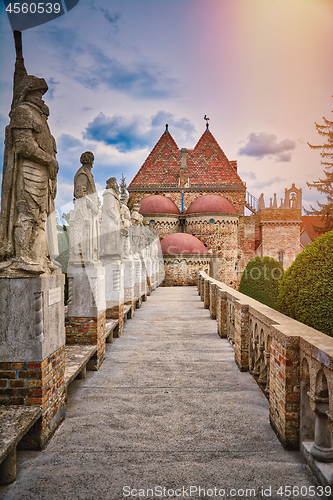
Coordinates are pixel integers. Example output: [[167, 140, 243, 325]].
[[128, 123, 302, 287]]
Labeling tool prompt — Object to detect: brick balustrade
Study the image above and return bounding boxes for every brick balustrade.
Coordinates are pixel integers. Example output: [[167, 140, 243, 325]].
[[198, 271, 333, 459]]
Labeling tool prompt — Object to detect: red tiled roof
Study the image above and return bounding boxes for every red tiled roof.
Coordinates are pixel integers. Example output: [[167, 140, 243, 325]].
[[300, 216, 330, 241], [128, 129, 245, 190]]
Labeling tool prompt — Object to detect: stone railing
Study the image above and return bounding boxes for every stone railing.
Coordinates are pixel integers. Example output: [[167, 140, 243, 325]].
[[198, 271, 333, 485]]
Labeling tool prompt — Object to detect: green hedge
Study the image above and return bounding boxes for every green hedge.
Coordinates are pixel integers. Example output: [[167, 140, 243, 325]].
[[276, 230, 333, 336], [239, 256, 284, 309]]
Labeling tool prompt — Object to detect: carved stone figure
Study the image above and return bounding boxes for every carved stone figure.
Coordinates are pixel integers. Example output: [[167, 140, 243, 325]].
[[131, 203, 144, 226], [119, 189, 132, 258], [0, 31, 59, 277], [69, 151, 101, 266], [100, 177, 122, 259]]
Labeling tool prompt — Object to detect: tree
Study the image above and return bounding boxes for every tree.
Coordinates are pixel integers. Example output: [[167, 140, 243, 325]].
[[276, 230, 333, 337], [306, 107, 333, 234], [239, 256, 284, 309]]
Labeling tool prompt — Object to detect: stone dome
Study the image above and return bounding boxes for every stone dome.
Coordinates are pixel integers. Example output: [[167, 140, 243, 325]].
[[186, 194, 237, 214], [139, 195, 180, 215], [160, 233, 209, 255]]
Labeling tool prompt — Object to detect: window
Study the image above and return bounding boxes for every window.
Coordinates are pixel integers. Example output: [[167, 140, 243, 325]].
[[278, 251, 283, 266]]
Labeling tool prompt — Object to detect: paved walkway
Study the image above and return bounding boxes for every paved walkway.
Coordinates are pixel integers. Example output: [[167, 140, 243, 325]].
[[0, 287, 318, 500]]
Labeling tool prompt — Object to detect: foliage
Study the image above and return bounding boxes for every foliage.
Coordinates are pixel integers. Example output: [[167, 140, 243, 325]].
[[239, 256, 284, 309], [276, 230, 333, 336], [306, 108, 333, 234]]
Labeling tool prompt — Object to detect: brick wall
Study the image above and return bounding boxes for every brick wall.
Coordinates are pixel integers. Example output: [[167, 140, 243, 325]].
[[66, 312, 106, 370], [162, 256, 210, 286], [0, 346, 66, 447]]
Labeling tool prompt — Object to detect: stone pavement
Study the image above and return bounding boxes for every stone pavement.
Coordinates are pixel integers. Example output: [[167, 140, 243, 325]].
[[0, 287, 321, 500]]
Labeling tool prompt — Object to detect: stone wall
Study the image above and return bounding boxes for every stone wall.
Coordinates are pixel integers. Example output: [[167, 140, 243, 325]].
[[258, 208, 302, 270], [198, 271, 333, 466], [162, 255, 210, 286]]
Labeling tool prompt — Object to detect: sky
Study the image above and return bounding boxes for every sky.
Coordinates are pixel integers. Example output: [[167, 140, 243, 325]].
[[0, 0, 332, 216]]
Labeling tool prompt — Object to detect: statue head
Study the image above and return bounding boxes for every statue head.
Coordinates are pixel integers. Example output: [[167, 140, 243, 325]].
[[80, 151, 94, 166], [106, 177, 119, 193]]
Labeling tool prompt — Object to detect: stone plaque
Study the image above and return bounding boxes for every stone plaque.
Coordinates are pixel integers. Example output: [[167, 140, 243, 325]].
[[48, 287, 62, 306]]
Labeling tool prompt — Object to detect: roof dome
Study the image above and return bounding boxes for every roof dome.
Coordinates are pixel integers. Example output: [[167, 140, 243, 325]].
[[160, 233, 209, 255], [186, 194, 237, 214], [139, 195, 180, 215]]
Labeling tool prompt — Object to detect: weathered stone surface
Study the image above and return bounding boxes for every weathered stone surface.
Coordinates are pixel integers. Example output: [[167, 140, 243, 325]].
[[69, 151, 102, 267], [0, 31, 59, 278], [100, 178, 122, 260], [67, 266, 105, 318], [0, 287, 319, 498], [64, 345, 97, 388], [0, 274, 65, 362]]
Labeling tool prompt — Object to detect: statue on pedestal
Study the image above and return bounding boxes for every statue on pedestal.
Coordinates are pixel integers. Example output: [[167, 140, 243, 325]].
[[100, 177, 122, 260], [0, 31, 59, 277], [119, 178, 132, 259], [69, 151, 101, 266], [130, 203, 144, 258]]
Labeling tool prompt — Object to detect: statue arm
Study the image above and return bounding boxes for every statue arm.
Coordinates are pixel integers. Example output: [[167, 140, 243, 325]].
[[13, 128, 58, 179], [74, 173, 88, 199]]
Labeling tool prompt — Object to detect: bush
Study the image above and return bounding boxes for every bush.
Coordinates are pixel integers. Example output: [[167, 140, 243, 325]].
[[239, 256, 284, 309], [276, 230, 333, 336]]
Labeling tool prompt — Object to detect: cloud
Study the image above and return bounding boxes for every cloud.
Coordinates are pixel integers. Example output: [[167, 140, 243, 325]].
[[255, 177, 286, 190], [83, 111, 196, 152], [41, 25, 177, 100], [46, 77, 60, 100], [99, 8, 120, 25], [80, 48, 177, 99], [238, 132, 296, 162]]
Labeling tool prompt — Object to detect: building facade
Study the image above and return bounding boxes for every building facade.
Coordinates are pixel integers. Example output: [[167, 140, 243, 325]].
[[128, 125, 302, 287]]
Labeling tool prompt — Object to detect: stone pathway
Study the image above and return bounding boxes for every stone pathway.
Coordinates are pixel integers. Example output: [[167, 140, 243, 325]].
[[0, 287, 320, 500]]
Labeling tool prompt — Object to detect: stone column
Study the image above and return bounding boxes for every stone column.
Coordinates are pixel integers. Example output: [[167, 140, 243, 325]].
[[209, 282, 217, 319], [310, 398, 333, 462], [217, 288, 227, 338], [233, 303, 249, 372], [204, 279, 210, 309]]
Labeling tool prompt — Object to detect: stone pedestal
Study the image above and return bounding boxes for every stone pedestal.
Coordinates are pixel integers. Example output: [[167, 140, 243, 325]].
[[104, 260, 124, 337], [124, 257, 135, 313], [66, 265, 106, 370], [133, 259, 142, 307], [0, 274, 66, 448]]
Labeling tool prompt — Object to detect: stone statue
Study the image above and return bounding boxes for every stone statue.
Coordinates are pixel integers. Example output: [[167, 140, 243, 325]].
[[0, 31, 59, 277], [119, 184, 132, 258], [131, 203, 144, 226], [69, 151, 101, 266], [100, 177, 122, 259], [130, 203, 144, 257]]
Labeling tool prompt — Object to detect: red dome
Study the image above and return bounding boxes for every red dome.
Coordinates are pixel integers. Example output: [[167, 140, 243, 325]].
[[139, 195, 180, 215], [160, 233, 209, 255], [186, 194, 237, 214]]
